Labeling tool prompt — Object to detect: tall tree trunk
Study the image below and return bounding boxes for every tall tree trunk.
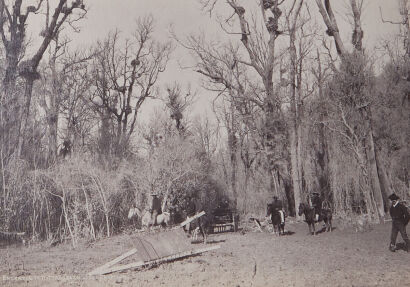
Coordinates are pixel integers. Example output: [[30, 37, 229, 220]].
[[317, 121, 329, 192], [243, 165, 250, 215], [1, 1, 25, 159], [315, 50, 330, 200], [361, 107, 385, 220], [48, 110, 58, 163], [288, 2, 304, 219], [290, 127, 302, 218], [47, 55, 61, 164], [3, 52, 20, 98], [296, 116, 303, 192], [366, 127, 385, 219], [1, 54, 21, 158], [358, 155, 376, 217], [228, 101, 238, 210], [374, 149, 392, 209], [44, 83, 59, 164], [16, 78, 35, 158]]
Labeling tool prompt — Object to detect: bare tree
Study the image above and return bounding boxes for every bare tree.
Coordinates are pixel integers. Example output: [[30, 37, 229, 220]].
[[284, 0, 304, 218], [189, 0, 293, 210], [178, 32, 255, 210], [314, 0, 348, 56], [0, 0, 87, 159], [39, 34, 93, 164], [314, 0, 387, 220], [89, 17, 172, 157]]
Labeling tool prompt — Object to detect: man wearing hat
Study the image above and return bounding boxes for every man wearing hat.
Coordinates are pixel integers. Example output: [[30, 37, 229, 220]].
[[149, 192, 162, 226], [388, 193, 409, 252]]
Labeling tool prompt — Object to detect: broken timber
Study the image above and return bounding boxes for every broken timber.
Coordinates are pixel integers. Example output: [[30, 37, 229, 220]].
[[89, 245, 220, 275], [88, 248, 138, 275], [251, 218, 263, 232], [179, 211, 205, 227]]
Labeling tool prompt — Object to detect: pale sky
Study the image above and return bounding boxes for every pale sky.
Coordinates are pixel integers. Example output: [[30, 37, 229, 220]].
[[27, 0, 403, 121]]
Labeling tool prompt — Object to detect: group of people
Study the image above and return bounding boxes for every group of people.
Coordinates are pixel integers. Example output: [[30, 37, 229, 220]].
[[267, 192, 409, 252], [267, 192, 323, 224], [147, 189, 409, 252]]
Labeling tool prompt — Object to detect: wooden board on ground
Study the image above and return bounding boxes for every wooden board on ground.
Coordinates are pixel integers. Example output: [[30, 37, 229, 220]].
[[88, 227, 219, 276], [94, 245, 221, 275], [88, 248, 138, 275]]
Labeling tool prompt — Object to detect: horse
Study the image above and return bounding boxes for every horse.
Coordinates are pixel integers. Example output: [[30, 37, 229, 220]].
[[184, 213, 208, 244], [128, 207, 171, 228], [298, 202, 332, 235], [267, 203, 285, 236]]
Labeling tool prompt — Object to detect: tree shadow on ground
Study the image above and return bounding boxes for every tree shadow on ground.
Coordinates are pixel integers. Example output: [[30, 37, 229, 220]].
[[205, 239, 226, 244], [317, 226, 337, 234], [281, 230, 295, 236], [190, 239, 226, 244], [301, 226, 337, 235]]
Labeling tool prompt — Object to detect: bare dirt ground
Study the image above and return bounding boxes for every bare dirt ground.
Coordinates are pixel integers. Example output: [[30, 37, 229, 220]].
[[1, 220, 409, 287]]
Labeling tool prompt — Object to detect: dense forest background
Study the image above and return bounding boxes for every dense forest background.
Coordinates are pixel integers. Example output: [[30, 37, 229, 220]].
[[0, 0, 408, 247]]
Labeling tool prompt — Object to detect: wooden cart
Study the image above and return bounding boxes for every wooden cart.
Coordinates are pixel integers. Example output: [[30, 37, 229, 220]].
[[210, 207, 239, 233]]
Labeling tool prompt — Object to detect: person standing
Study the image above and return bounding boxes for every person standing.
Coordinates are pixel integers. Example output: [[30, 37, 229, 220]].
[[184, 197, 197, 234], [149, 193, 162, 226], [388, 193, 409, 252], [271, 196, 285, 224], [186, 197, 197, 218], [311, 192, 322, 222]]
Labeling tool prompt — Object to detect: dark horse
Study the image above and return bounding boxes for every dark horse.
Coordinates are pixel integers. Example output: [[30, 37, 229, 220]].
[[298, 203, 332, 235], [185, 213, 208, 243], [267, 204, 285, 235]]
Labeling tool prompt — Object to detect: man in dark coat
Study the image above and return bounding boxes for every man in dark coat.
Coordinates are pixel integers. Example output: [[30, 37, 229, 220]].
[[311, 192, 322, 222], [149, 193, 162, 226], [388, 193, 409, 252], [186, 197, 197, 218], [184, 197, 197, 233], [271, 196, 285, 224]]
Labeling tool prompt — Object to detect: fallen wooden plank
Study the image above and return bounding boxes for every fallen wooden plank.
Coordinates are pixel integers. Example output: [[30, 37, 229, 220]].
[[88, 248, 138, 275], [179, 211, 205, 227], [94, 244, 221, 275]]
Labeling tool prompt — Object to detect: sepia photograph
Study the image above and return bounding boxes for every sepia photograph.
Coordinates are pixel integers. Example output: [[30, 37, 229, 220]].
[[0, 0, 409, 286]]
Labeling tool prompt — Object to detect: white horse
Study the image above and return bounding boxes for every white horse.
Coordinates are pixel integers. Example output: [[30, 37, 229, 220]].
[[128, 207, 171, 228]]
